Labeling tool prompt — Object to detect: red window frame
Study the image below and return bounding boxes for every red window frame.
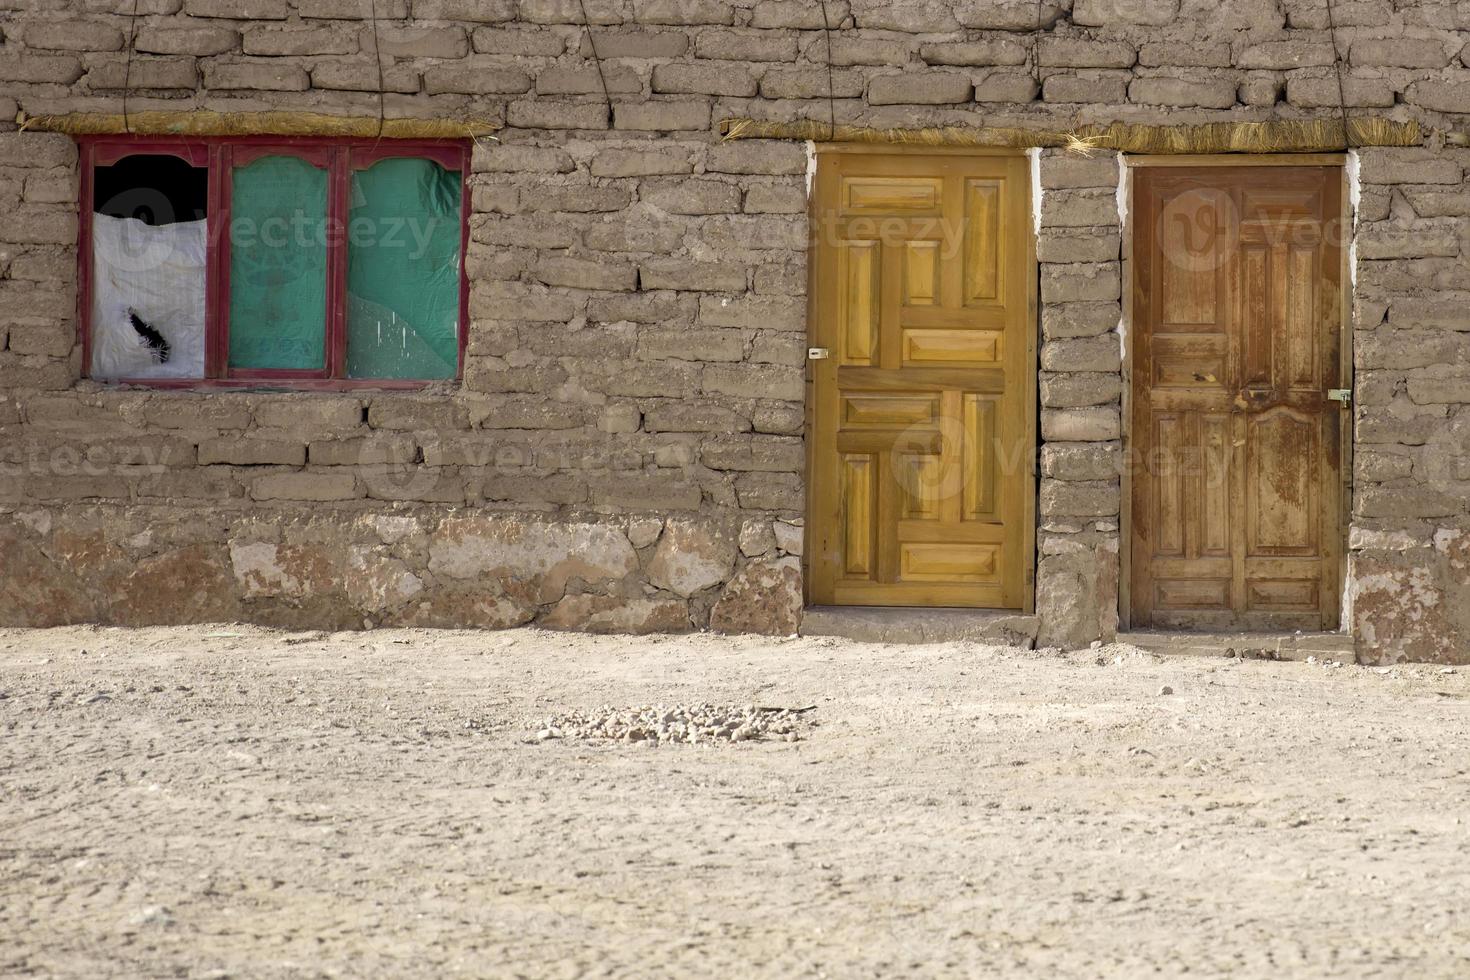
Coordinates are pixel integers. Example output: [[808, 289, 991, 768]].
[[78, 135, 472, 390]]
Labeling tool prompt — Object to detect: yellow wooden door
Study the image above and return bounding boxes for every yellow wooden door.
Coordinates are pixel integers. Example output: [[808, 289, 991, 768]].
[[807, 150, 1036, 609]]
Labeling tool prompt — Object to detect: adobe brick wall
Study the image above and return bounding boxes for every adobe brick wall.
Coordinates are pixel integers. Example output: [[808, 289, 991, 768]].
[[0, 0, 1468, 660]]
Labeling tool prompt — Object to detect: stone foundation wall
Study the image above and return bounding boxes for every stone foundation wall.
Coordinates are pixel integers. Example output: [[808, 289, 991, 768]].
[[1, 0, 1469, 658], [1347, 146, 1470, 662]]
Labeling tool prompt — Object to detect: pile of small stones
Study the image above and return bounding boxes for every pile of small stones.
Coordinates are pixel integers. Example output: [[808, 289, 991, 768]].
[[531, 702, 812, 745]]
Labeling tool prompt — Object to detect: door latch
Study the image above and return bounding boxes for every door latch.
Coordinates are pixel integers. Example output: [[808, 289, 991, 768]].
[[1327, 388, 1352, 405], [808, 347, 830, 360]]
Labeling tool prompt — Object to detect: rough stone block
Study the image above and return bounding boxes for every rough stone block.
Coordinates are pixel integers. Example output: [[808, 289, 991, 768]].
[[826, 36, 912, 66], [248, 470, 360, 502], [1042, 443, 1121, 481], [760, 68, 867, 100], [709, 555, 801, 635], [973, 71, 1040, 103], [474, 27, 568, 56], [745, 184, 807, 215], [297, 0, 409, 17], [1138, 41, 1232, 67], [1038, 39, 1137, 68], [1039, 228, 1121, 263], [641, 178, 742, 214], [1405, 80, 1470, 115], [519, 0, 623, 24], [136, 25, 240, 56], [1238, 39, 1338, 69], [957, 0, 1067, 30], [534, 256, 638, 291], [919, 39, 1027, 67], [706, 141, 809, 176], [1238, 72, 1283, 106], [87, 56, 199, 90], [647, 519, 738, 596], [244, 26, 359, 56], [632, 0, 733, 25], [699, 295, 803, 331], [613, 100, 710, 131], [581, 30, 688, 58], [651, 63, 757, 97], [854, 5, 958, 31], [185, 0, 288, 17], [704, 363, 802, 401], [1040, 479, 1120, 518], [1352, 38, 1453, 68], [22, 21, 124, 51], [506, 100, 610, 131], [590, 147, 694, 176], [1041, 335, 1122, 373], [367, 26, 468, 58], [693, 30, 798, 62], [1040, 372, 1124, 407], [472, 144, 575, 173], [1042, 407, 1121, 442], [198, 437, 305, 467], [423, 62, 531, 94], [750, 0, 851, 29], [0, 54, 85, 85], [1357, 147, 1461, 185], [645, 404, 752, 434], [1041, 154, 1121, 190], [1044, 73, 1129, 104], [1072, 0, 1178, 25], [307, 61, 419, 92], [203, 60, 310, 91], [0, 133, 76, 169], [1286, 75, 1394, 108], [536, 64, 641, 95], [1041, 189, 1120, 227], [1128, 76, 1238, 108], [1041, 263, 1122, 303], [868, 72, 973, 106]]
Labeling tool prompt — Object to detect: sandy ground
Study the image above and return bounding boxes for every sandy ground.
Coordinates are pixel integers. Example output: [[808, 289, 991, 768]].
[[2, 626, 1469, 979]]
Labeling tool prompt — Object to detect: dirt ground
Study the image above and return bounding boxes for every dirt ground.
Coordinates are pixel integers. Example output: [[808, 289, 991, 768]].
[[2, 626, 1469, 979]]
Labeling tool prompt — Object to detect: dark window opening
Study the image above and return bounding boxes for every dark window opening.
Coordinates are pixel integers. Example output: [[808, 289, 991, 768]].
[[93, 154, 208, 226]]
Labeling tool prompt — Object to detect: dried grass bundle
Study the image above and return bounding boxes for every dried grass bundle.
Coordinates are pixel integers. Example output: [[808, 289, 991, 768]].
[[720, 116, 1421, 153], [20, 110, 500, 139]]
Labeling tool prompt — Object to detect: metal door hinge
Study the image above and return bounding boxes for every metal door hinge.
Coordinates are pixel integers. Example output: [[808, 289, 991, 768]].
[[1327, 388, 1352, 405], [808, 347, 830, 360]]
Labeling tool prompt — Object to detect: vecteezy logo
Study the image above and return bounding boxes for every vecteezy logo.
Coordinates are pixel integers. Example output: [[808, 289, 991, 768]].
[[889, 415, 968, 509], [1157, 187, 1238, 275], [96, 188, 180, 274]]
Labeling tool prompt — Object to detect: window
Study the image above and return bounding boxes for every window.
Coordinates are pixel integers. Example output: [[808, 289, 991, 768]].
[[80, 137, 469, 388]]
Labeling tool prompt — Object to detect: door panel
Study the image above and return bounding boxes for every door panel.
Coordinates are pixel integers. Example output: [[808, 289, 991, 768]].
[[1131, 166, 1344, 631], [809, 152, 1035, 609]]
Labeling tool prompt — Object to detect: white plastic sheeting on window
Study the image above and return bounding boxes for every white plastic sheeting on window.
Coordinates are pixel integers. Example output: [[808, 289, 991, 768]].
[[90, 213, 207, 380]]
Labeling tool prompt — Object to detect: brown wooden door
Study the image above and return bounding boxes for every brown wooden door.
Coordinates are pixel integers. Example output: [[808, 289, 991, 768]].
[[1130, 166, 1345, 631], [808, 151, 1036, 609]]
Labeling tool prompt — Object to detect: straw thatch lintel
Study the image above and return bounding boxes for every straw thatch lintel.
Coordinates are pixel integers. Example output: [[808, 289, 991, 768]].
[[719, 117, 1422, 154], [19, 110, 499, 140]]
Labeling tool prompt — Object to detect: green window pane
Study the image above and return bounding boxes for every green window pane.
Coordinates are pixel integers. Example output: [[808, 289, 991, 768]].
[[228, 155, 328, 371], [346, 157, 462, 380]]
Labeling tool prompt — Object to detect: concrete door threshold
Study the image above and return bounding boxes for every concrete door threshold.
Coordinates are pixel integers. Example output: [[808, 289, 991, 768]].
[[1116, 630, 1357, 663], [800, 606, 1039, 648]]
